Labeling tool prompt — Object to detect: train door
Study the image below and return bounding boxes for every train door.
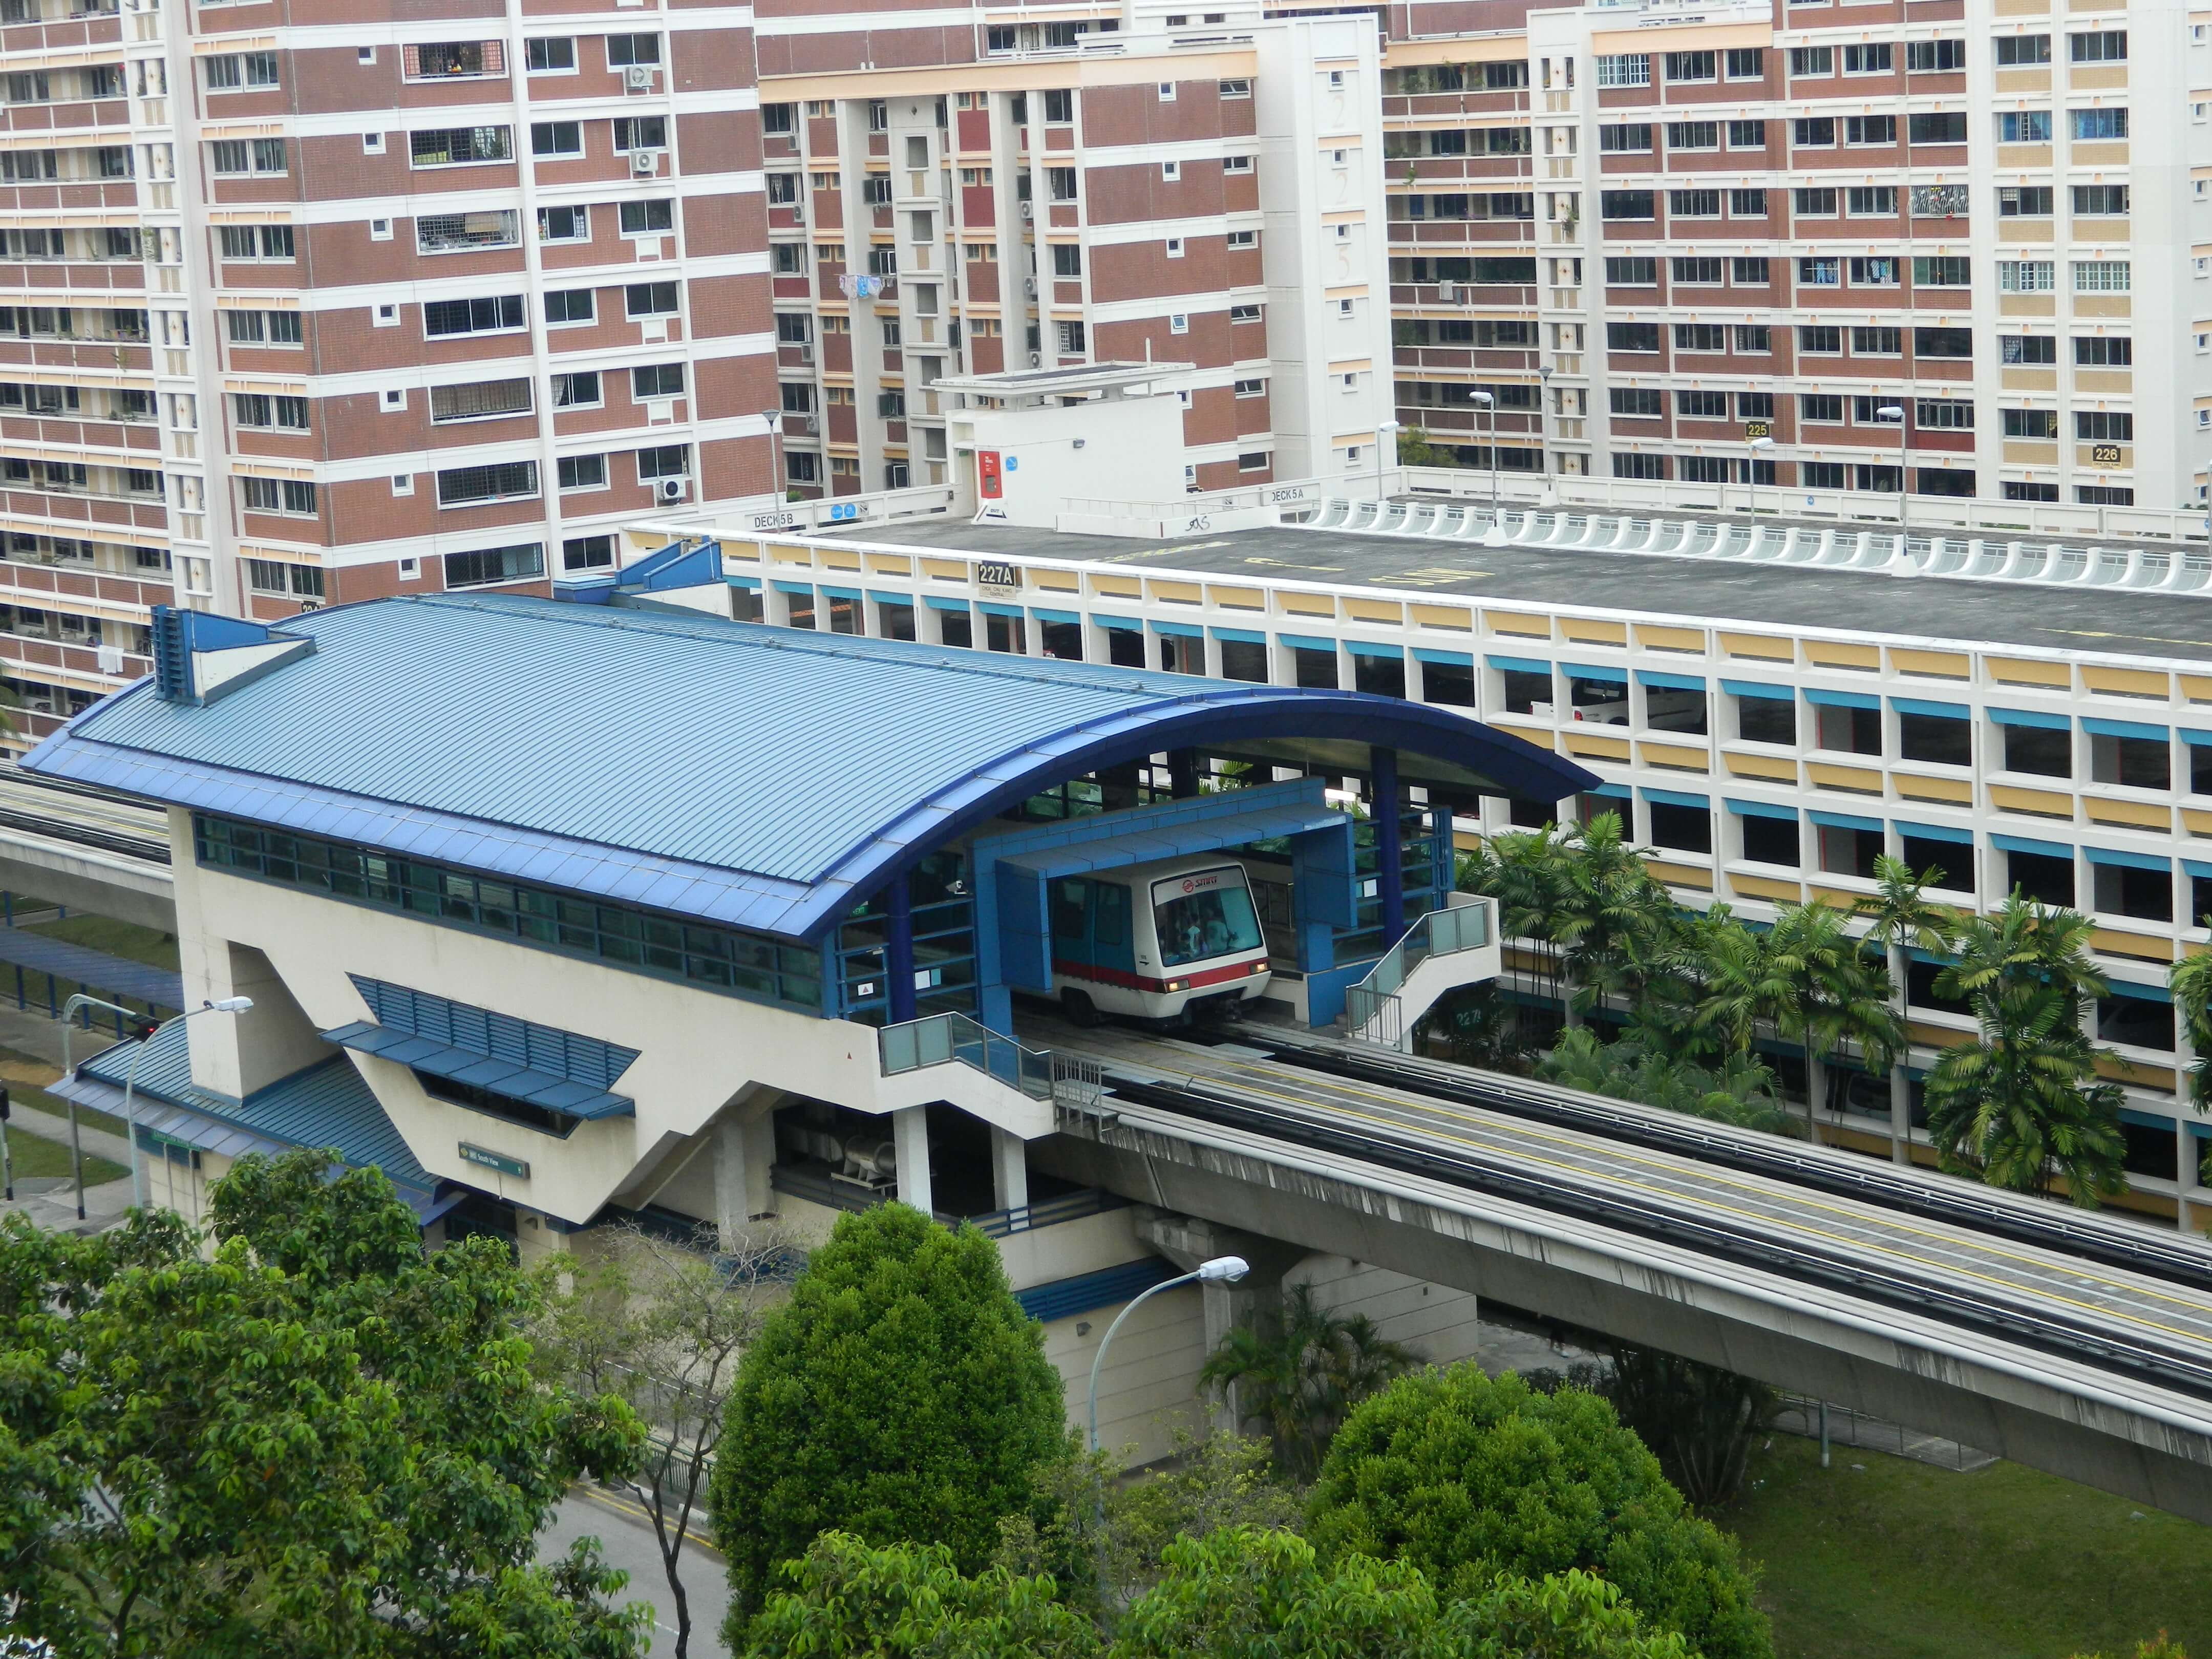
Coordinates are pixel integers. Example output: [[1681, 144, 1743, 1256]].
[[1050, 878, 1093, 976]]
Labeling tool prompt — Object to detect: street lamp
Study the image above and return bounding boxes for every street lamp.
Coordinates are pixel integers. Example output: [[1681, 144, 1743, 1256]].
[[1538, 365, 1556, 506], [760, 408, 784, 509], [70, 996, 253, 1213], [1375, 420, 1401, 514], [1875, 404, 1907, 541], [1087, 1254, 1249, 1453], [1747, 435, 1775, 519], [1471, 391, 1505, 546]]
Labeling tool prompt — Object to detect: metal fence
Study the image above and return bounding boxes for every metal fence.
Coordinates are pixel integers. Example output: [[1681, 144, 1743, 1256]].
[[1772, 1393, 1995, 1473], [1345, 898, 1494, 1046], [878, 1009, 1057, 1099]]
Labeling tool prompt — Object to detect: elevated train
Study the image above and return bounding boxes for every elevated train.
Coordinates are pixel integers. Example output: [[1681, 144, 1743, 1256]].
[[1044, 854, 1274, 1024]]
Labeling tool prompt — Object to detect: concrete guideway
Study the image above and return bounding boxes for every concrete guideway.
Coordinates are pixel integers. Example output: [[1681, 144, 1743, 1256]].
[[0, 769, 174, 932], [1027, 1022, 2212, 1522]]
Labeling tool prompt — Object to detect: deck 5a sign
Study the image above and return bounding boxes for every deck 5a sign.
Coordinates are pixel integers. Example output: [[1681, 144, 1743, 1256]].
[[459, 1142, 529, 1180]]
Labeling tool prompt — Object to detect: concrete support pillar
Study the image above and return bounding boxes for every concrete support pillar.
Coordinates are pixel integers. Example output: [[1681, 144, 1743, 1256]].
[[885, 871, 917, 1025], [992, 1126, 1030, 1215], [894, 1105, 934, 1216], [2177, 1025, 2200, 1234], [715, 1113, 758, 1250], [1372, 746, 1404, 946], [1169, 748, 1201, 799]]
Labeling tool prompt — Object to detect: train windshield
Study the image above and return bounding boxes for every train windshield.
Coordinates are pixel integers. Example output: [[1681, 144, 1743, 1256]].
[[1152, 868, 1264, 967]]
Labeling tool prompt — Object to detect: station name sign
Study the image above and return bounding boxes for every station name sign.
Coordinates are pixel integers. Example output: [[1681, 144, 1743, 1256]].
[[459, 1142, 529, 1180]]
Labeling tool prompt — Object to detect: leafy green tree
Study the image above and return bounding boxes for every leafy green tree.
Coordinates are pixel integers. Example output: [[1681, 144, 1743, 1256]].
[[1445, 1569, 1692, 1659], [1535, 1028, 1795, 1137], [1927, 895, 2128, 1204], [1397, 427, 1441, 468], [712, 1203, 1070, 1636], [1436, 983, 1537, 1072], [1112, 1527, 1448, 1659], [1855, 856, 1960, 1165], [0, 1149, 650, 1659], [1307, 1365, 1772, 1659], [1198, 1280, 1420, 1480], [1765, 900, 1900, 1137], [743, 1532, 1101, 1659], [1551, 814, 1676, 1030], [1600, 1348, 1778, 1507], [531, 1219, 795, 1659], [1462, 827, 1572, 1025]]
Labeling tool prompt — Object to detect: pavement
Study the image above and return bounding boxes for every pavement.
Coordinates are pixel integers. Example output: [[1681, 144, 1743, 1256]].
[[0, 1014, 136, 1232], [541, 1482, 732, 1657]]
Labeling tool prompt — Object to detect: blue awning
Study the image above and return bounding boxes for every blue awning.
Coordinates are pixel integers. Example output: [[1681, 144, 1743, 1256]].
[[1805, 688, 1879, 710], [1897, 820, 1972, 843], [1413, 647, 1473, 666], [1586, 782, 1631, 799], [1211, 627, 1265, 644], [1030, 608, 1079, 625], [2084, 845, 2168, 871], [1991, 706, 2069, 730], [323, 1020, 635, 1120], [1096, 613, 1142, 631], [1280, 633, 1337, 652], [727, 574, 762, 590], [774, 582, 813, 597], [1728, 799, 1798, 820], [1992, 833, 2071, 859], [1810, 809, 1883, 833], [979, 601, 1025, 619], [819, 586, 861, 602], [1347, 640, 1402, 659], [1562, 662, 1627, 683], [1487, 653, 1550, 674], [1642, 787, 1708, 809], [2182, 729, 2212, 748], [925, 595, 971, 613], [1721, 678, 1792, 701], [1893, 697, 1968, 718], [1637, 670, 1706, 691], [1152, 620, 1202, 638], [2083, 716, 2166, 741]]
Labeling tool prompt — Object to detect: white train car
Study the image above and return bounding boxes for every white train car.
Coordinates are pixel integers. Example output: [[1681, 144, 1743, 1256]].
[[1046, 855, 1273, 1024]]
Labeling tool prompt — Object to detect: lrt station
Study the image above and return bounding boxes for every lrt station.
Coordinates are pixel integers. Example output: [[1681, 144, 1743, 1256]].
[[27, 369, 2212, 1514]]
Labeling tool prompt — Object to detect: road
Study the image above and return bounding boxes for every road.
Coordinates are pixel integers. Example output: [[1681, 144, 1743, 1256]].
[[541, 1483, 731, 1657]]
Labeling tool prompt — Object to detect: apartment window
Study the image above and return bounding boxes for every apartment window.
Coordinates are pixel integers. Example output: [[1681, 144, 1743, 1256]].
[[1996, 111, 2053, 143], [1844, 114, 1895, 146], [1916, 399, 1973, 431], [1725, 47, 1763, 78], [619, 200, 673, 236], [423, 295, 523, 337], [1994, 34, 2050, 64], [1666, 121, 1718, 151], [1912, 256, 1971, 287], [435, 461, 539, 506], [1841, 186, 1895, 218], [2070, 29, 2126, 61], [1674, 323, 1727, 352], [418, 211, 519, 253], [1799, 256, 1840, 287], [625, 280, 678, 317], [636, 443, 689, 480], [561, 534, 615, 573], [538, 206, 588, 243], [1908, 111, 1968, 144], [1842, 42, 1891, 73], [1051, 244, 1082, 278], [1671, 257, 1722, 286], [1800, 393, 1844, 422], [226, 309, 301, 346], [1605, 256, 1655, 285], [410, 126, 512, 167], [217, 225, 294, 261], [1802, 462, 1846, 490], [613, 116, 666, 152], [231, 393, 308, 430], [205, 51, 280, 89], [2002, 409, 2059, 439], [1594, 54, 1649, 87], [1799, 326, 1843, 355], [1663, 50, 1715, 81], [406, 41, 500, 78], [530, 121, 581, 157], [1906, 38, 1965, 72], [557, 458, 610, 498], [1909, 327, 1971, 361], [630, 363, 685, 400], [1678, 389, 1728, 420], [2073, 184, 2130, 216], [2076, 410, 2133, 441], [2001, 334, 2057, 365], [1788, 46, 1833, 76], [1849, 256, 1898, 287], [1793, 117, 1835, 147], [444, 543, 544, 589], [2077, 484, 2133, 506], [525, 37, 575, 72], [1794, 187, 1837, 216], [1226, 229, 1257, 249], [543, 289, 594, 325], [1606, 321, 1660, 352], [1598, 123, 1651, 153], [1613, 454, 1668, 481], [1611, 387, 1664, 418], [2075, 335, 2132, 365], [1667, 189, 1720, 219], [551, 371, 601, 408], [605, 33, 661, 67], [430, 378, 531, 423], [1853, 326, 1901, 356], [241, 477, 316, 516], [2071, 108, 2128, 140], [210, 139, 286, 175], [2074, 260, 2130, 292], [1047, 167, 1078, 202], [1999, 185, 2053, 217], [1998, 259, 2054, 291], [1600, 190, 1654, 220], [1735, 324, 1771, 353]]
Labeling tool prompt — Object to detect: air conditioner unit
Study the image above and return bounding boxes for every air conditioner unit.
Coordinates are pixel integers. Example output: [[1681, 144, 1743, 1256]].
[[1023, 276, 1037, 296], [1028, 351, 1043, 368], [630, 149, 658, 176], [1018, 199, 1033, 219], [802, 413, 818, 433], [797, 341, 815, 363], [656, 476, 688, 503], [625, 64, 653, 92]]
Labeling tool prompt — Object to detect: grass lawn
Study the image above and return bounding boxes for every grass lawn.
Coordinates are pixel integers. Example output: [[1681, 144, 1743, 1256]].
[[2, 1126, 124, 1185], [25, 911, 181, 974], [1724, 1434, 2212, 1659], [0, 1047, 127, 1139]]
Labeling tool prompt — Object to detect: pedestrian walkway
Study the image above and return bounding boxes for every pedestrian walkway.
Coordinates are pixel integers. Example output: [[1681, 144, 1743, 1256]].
[[0, 925, 181, 1019]]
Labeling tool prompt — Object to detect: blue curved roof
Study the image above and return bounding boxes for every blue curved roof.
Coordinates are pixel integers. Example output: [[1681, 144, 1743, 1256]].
[[25, 594, 1593, 941]]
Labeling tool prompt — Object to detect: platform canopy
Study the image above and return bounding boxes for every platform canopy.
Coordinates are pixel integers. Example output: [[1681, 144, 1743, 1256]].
[[24, 595, 1594, 943]]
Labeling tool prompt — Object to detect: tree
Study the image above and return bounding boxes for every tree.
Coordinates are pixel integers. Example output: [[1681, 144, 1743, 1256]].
[[532, 1220, 794, 1659], [1855, 856, 1960, 1165], [1535, 1028, 1795, 1137], [1307, 1365, 1772, 1659], [0, 1149, 650, 1659], [1111, 1527, 1449, 1659], [743, 1532, 1101, 1659], [1198, 1280, 1420, 1480], [2171, 939, 2212, 1114], [1462, 828, 1573, 1030], [1445, 1569, 1691, 1659], [1599, 1348, 1778, 1507], [712, 1202, 1071, 1637], [1764, 899, 1900, 1138], [1927, 895, 2128, 1204], [1397, 427, 1441, 468], [1551, 814, 1675, 1031]]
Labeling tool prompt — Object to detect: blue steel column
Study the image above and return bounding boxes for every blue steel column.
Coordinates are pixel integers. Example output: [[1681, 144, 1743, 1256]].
[[885, 873, 918, 1024], [1372, 748, 1404, 946], [1169, 748, 1201, 798]]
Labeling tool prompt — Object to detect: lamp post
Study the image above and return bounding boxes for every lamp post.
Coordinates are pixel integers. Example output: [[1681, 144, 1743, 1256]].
[[1375, 419, 1401, 513], [1875, 403, 1907, 541], [69, 996, 253, 1213], [1538, 365, 1556, 506], [58, 992, 144, 1221], [1747, 435, 1775, 518], [760, 408, 784, 511], [1472, 391, 1505, 546], [1087, 1254, 1249, 1453]]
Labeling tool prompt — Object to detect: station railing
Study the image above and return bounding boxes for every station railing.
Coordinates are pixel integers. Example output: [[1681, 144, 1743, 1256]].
[[877, 1009, 1104, 1110], [1344, 897, 1494, 1046]]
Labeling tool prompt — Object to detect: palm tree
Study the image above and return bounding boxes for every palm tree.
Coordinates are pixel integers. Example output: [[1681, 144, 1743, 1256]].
[[1766, 899, 1901, 1140], [1197, 1281, 1419, 1480], [1461, 826, 1571, 1027], [1927, 895, 2127, 1205], [2171, 930, 2212, 1115], [1551, 812, 1673, 1031], [1854, 857, 1960, 1166]]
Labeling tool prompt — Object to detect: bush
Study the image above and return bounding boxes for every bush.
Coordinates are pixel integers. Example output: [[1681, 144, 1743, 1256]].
[[1307, 1366, 1772, 1659], [712, 1203, 1070, 1635]]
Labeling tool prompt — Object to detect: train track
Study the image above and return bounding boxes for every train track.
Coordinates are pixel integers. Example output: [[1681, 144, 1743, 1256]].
[[0, 769, 168, 863]]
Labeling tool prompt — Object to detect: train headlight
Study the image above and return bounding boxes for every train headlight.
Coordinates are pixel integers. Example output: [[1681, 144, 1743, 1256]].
[[1165, 979, 1186, 992], [1248, 961, 1267, 974]]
